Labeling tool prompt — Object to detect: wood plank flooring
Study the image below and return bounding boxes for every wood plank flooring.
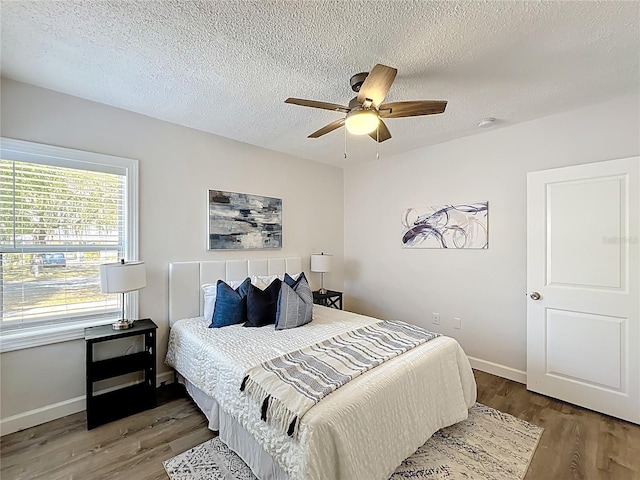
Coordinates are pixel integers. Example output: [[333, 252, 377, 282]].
[[475, 370, 640, 480], [1, 371, 639, 480]]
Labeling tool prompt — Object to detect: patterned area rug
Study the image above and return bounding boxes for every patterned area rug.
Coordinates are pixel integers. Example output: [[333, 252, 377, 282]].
[[164, 403, 543, 480]]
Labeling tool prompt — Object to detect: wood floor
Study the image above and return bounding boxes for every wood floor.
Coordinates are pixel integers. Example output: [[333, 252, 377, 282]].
[[1, 371, 638, 480]]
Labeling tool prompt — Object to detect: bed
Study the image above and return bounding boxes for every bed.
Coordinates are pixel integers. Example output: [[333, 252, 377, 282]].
[[165, 257, 477, 480]]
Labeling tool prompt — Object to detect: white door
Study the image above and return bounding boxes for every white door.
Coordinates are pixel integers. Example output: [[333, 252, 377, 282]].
[[527, 156, 639, 424]]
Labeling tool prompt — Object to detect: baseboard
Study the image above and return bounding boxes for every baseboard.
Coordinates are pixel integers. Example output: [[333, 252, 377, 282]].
[[0, 371, 176, 436], [468, 356, 527, 384], [157, 370, 175, 386], [0, 395, 86, 437]]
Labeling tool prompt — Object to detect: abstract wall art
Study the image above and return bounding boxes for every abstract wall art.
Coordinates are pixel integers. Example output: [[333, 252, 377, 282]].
[[401, 202, 488, 249], [208, 190, 282, 250]]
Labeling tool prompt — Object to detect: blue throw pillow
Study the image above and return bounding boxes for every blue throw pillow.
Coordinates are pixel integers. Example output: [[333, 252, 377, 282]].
[[276, 275, 313, 330], [245, 279, 282, 327], [210, 278, 251, 328]]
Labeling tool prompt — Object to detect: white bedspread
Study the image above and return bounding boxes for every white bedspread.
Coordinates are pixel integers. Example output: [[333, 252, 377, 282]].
[[166, 306, 477, 480]]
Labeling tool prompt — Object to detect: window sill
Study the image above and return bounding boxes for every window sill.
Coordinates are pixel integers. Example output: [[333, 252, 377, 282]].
[[0, 318, 119, 353]]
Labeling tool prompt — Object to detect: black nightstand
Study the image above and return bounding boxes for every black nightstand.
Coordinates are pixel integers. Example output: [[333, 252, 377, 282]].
[[312, 290, 343, 310], [85, 318, 157, 429]]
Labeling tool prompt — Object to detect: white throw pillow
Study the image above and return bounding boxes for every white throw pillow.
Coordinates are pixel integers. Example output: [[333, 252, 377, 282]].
[[202, 283, 218, 323], [251, 274, 280, 289], [228, 279, 247, 289]]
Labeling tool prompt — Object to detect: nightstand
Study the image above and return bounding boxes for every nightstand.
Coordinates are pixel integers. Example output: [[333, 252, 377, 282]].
[[85, 318, 157, 429], [312, 290, 343, 310]]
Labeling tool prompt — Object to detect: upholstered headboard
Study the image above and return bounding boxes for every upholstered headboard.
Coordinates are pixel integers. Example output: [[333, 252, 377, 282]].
[[168, 257, 303, 327]]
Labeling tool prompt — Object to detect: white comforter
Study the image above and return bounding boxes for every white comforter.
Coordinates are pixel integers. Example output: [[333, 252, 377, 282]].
[[166, 306, 477, 480]]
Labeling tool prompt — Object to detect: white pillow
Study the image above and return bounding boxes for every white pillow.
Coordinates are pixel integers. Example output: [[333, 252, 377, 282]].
[[228, 279, 247, 289], [251, 273, 302, 288], [251, 274, 280, 289], [289, 272, 302, 281], [202, 283, 218, 323]]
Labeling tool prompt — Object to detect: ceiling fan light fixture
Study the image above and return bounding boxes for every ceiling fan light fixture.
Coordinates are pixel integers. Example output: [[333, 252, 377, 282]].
[[285, 64, 446, 143], [345, 109, 379, 135]]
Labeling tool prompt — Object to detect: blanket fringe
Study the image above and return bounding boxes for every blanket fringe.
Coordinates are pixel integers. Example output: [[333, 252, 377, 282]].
[[240, 375, 249, 391], [261, 395, 270, 421], [242, 376, 299, 437]]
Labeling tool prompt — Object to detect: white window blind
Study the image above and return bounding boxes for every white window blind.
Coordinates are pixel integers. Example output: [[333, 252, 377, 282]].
[[0, 139, 138, 331]]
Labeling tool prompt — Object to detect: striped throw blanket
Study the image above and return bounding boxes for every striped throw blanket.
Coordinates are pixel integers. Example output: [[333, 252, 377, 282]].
[[240, 320, 440, 438]]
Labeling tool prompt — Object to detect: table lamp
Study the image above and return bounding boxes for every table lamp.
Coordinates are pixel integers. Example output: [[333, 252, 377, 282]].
[[100, 259, 146, 330], [311, 253, 332, 294]]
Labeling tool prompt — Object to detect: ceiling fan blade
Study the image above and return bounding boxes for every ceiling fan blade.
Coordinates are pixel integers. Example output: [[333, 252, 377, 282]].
[[357, 64, 397, 108], [285, 98, 349, 113], [368, 119, 392, 142], [378, 100, 447, 118], [308, 118, 345, 138]]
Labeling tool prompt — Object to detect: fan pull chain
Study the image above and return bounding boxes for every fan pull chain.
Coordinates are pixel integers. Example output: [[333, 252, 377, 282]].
[[376, 124, 380, 160], [344, 126, 347, 159]]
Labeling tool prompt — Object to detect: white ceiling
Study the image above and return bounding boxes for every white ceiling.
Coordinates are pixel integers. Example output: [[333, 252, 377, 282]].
[[1, 1, 638, 167]]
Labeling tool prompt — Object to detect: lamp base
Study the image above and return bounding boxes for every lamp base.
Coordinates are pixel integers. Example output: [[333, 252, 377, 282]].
[[112, 319, 134, 330], [318, 288, 328, 294]]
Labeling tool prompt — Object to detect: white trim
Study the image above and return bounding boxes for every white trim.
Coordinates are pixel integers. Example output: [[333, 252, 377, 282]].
[[0, 372, 176, 435], [0, 137, 135, 174], [157, 370, 175, 386], [0, 395, 86, 436], [125, 156, 140, 320], [0, 317, 119, 353], [467, 356, 527, 384]]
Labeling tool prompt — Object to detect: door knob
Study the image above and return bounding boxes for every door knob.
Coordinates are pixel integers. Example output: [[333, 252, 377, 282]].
[[529, 291, 541, 300]]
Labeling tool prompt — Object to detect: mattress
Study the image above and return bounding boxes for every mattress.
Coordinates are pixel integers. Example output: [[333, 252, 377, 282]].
[[166, 305, 477, 480]]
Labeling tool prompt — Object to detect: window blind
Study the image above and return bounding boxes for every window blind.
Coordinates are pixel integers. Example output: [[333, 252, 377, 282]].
[[0, 159, 126, 327]]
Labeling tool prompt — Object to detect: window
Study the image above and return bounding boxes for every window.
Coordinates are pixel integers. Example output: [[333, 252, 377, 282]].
[[0, 138, 138, 348]]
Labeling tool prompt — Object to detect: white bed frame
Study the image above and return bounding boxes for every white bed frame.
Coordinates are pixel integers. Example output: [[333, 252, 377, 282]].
[[168, 256, 302, 326]]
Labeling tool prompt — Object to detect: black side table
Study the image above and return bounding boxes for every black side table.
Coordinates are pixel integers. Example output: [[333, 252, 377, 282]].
[[85, 318, 157, 429], [312, 290, 343, 310]]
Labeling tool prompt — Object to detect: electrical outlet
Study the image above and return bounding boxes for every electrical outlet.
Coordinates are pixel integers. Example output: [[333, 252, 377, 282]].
[[454, 317, 461, 329], [432, 313, 440, 325]]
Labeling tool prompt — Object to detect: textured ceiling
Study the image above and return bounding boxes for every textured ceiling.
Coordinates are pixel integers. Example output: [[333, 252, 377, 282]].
[[1, 1, 639, 166]]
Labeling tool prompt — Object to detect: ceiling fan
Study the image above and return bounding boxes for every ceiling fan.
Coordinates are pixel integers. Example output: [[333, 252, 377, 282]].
[[285, 64, 447, 143]]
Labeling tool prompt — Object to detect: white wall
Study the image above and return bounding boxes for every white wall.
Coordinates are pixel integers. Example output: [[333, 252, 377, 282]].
[[0, 78, 344, 430], [344, 93, 640, 380]]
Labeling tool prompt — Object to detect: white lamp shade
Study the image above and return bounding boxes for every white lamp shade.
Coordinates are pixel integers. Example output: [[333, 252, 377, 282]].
[[100, 261, 146, 294], [311, 253, 332, 273]]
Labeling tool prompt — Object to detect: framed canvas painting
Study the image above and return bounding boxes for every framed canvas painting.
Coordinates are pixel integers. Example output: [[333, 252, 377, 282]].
[[207, 190, 282, 250], [401, 202, 488, 249]]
